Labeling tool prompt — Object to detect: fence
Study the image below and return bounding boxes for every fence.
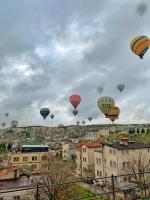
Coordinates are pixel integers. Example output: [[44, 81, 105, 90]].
[[0, 171, 150, 200]]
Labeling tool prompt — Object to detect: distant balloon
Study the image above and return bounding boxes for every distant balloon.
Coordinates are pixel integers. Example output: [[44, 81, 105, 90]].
[[73, 109, 78, 116], [70, 94, 81, 109], [58, 124, 64, 128], [106, 106, 120, 123], [97, 96, 115, 117], [88, 117, 92, 122], [50, 114, 54, 119], [130, 35, 150, 59], [117, 84, 125, 92], [11, 120, 18, 128], [76, 121, 80, 125], [97, 86, 103, 94], [40, 108, 50, 120], [5, 113, 9, 117], [136, 3, 147, 16], [82, 120, 85, 125], [2, 123, 6, 127]]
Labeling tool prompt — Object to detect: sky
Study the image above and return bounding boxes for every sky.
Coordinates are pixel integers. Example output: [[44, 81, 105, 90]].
[[0, 0, 150, 127]]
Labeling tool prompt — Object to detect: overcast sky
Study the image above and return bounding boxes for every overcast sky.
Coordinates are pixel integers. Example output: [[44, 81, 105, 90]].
[[0, 0, 150, 127]]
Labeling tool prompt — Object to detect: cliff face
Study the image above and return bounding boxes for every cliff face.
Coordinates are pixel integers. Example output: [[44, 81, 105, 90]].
[[0, 124, 149, 143], [0, 125, 95, 142]]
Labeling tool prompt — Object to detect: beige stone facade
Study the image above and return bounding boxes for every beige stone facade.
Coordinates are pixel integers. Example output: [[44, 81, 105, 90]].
[[62, 142, 76, 160], [8, 151, 49, 173], [76, 142, 102, 178], [95, 142, 150, 184]]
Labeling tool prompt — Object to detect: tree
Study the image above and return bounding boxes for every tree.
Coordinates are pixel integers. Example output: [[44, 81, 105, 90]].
[[39, 157, 76, 200], [124, 152, 150, 199]]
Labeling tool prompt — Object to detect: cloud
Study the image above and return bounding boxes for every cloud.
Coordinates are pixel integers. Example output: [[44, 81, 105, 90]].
[[0, 0, 150, 127]]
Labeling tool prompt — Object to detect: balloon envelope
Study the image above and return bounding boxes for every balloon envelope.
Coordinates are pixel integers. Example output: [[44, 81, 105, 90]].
[[50, 114, 54, 119], [107, 106, 120, 122], [117, 84, 125, 92], [40, 108, 50, 119], [97, 86, 103, 94], [2, 123, 6, 127], [70, 94, 81, 109], [136, 3, 147, 16], [73, 109, 78, 116], [76, 121, 80, 125], [5, 113, 9, 117], [88, 117, 92, 121], [82, 120, 85, 125], [130, 35, 150, 59], [97, 96, 115, 116], [11, 120, 18, 128]]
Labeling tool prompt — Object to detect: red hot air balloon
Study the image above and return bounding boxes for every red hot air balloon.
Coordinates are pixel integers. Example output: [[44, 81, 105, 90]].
[[69, 95, 81, 109]]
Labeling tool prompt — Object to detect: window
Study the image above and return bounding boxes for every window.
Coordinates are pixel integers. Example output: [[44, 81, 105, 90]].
[[113, 161, 116, 168], [42, 156, 47, 161], [83, 157, 86, 162], [109, 149, 112, 154], [0, 198, 3, 200], [113, 150, 115, 154], [127, 161, 130, 168], [23, 157, 28, 162], [32, 164, 37, 169], [110, 160, 112, 167], [42, 164, 48, 168], [13, 157, 19, 162], [13, 196, 20, 200], [100, 171, 102, 177], [32, 156, 37, 161], [148, 148, 150, 153], [82, 148, 86, 152], [96, 158, 98, 163], [97, 170, 99, 176], [123, 162, 126, 169]]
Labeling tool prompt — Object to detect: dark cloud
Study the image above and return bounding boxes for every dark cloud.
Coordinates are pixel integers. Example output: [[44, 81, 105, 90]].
[[0, 0, 150, 127]]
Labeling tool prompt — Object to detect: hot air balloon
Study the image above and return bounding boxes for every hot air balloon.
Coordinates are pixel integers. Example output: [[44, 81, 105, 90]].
[[2, 123, 6, 127], [130, 35, 150, 59], [97, 86, 103, 94], [106, 106, 120, 123], [97, 96, 115, 117], [82, 120, 85, 125], [117, 84, 125, 92], [88, 117, 92, 122], [50, 114, 54, 119], [5, 113, 9, 117], [73, 109, 78, 116], [136, 3, 147, 16], [70, 95, 81, 109], [11, 120, 18, 128], [40, 108, 50, 119], [76, 121, 80, 125], [58, 124, 64, 128]]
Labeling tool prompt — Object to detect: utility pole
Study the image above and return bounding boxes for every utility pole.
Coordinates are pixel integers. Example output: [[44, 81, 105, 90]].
[[111, 174, 115, 200], [36, 184, 39, 200]]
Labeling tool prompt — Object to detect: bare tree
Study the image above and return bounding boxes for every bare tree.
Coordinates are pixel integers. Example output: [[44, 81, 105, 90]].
[[39, 157, 77, 200], [125, 152, 150, 198]]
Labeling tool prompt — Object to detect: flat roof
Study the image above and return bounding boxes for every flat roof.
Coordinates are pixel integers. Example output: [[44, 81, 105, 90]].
[[107, 142, 150, 150], [22, 145, 49, 148]]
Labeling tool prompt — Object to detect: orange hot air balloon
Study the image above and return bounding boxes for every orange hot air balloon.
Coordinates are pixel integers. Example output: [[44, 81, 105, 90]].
[[106, 106, 120, 122], [130, 35, 150, 59]]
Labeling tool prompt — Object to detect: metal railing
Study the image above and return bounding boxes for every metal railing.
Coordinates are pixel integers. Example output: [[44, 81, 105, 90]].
[[0, 171, 149, 200]]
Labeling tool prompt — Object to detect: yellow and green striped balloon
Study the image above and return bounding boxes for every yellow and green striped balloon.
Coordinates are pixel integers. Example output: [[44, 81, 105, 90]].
[[130, 35, 150, 59], [97, 96, 115, 117]]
